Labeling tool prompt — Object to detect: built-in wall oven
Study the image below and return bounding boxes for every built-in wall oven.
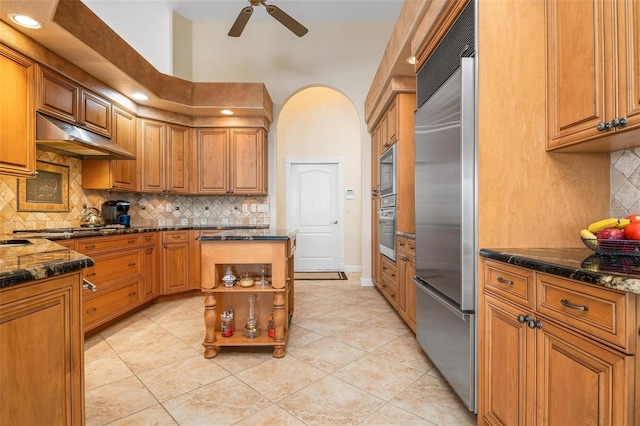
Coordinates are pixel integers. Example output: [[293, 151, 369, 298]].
[[379, 145, 396, 198], [379, 194, 396, 260]]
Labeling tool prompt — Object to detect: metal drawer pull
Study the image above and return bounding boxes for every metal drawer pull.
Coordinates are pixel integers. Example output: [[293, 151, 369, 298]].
[[128, 262, 136, 267], [517, 314, 531, 323], [497, 276, 514, 285], [560, 299, 588, 311], [86, 307, 97, 314], [129, 291, 137, 297], [83, 279, 98, 292], [86, 272, 96, 278]]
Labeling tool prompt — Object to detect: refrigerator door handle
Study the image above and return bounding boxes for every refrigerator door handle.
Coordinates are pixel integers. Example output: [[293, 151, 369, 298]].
[[413, 279, 470, 321]]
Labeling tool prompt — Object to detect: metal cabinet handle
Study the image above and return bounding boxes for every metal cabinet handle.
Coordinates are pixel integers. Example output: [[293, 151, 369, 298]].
[[128, 262, 136, 267], [83, 278, 98, 292], [596, 121, 612, 131], [517, 314, 531, 323], [527, 319, 543, 329], [560, 299, 588, 311], [497, 276, 514, 285], [86, 307, 97, 314], [129, 291, 137, 297]]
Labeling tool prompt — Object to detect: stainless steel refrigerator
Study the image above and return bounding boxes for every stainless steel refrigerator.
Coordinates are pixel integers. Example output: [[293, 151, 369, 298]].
[[412, 53, 477, 412]]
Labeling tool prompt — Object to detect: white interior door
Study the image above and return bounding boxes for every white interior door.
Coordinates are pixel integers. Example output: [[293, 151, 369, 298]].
[[288, 161, 343, 271]]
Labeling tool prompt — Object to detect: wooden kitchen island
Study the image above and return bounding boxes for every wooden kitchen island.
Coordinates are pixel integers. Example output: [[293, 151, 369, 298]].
[[198, 229, 297, 358]]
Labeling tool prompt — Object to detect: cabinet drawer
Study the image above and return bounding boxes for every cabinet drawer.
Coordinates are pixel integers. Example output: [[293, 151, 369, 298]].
[[140, 232, 157, 246], [162, 231, 190, 243], [396, 236, 415, 256], [380, 273, 397, 304], [82, 249, 141, 287], [76, 234, 141, 253], [484, 260, 534, 309], [83, 279, 141, 329], [536, 273, 634, 353], [381, 256, 397, 283]]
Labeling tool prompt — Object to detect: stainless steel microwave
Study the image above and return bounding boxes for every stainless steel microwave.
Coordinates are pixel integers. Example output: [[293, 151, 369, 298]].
[[379, 145, 396, 197]]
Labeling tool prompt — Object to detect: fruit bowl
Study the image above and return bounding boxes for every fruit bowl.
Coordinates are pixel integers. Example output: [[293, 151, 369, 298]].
[[581, 237, 640, 256]]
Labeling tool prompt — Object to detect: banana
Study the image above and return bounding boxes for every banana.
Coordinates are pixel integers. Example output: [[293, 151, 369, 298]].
[[615, 219, 631, 229], [580, 229, 598, 240], [587, 218, 623, 233]]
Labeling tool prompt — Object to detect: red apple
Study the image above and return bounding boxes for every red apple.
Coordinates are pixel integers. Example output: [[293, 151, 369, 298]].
[[627, 214, 640, 222], [596, 228, 626, 240]]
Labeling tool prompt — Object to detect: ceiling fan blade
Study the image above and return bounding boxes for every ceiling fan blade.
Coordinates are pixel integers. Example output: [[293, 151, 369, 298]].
[[265, 5, 308, 37], [228, 6, 253, 37]]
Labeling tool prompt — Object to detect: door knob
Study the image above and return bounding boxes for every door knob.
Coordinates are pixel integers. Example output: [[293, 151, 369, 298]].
[[332, 220, 338, 224]]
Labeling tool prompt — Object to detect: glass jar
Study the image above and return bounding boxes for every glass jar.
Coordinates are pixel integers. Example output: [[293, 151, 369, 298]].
[[244, 294, 260, 338]]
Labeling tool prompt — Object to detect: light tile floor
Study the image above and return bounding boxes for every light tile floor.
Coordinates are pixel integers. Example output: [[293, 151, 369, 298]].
[[84, 273, 478, 425]]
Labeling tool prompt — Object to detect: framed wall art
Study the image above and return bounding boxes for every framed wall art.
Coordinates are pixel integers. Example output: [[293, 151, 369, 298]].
[[17, 161, 70, 212]]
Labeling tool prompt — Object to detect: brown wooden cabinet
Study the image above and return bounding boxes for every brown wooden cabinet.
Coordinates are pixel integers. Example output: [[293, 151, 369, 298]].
[[76, 234, 143, 332], [547, 0, 640, 151], [141, 232, 160, 301], [0, 272, 85, 425], [194, 128, 267, 195], [36, 65, 111, 137], [479, 258, 637, 425], [377, 255, 397, 307], [161, 230, 191, 294], [0, 45, 36, 178], [82, 106, 137, 191], [396, 236, 416, 332], [139, 118, 190, 194]]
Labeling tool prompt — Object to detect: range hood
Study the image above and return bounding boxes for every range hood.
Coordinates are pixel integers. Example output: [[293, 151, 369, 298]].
[[35, 113, 136, 160]]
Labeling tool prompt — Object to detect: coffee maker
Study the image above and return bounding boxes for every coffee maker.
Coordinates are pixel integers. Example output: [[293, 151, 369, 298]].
[[101, 200, 131, 225]]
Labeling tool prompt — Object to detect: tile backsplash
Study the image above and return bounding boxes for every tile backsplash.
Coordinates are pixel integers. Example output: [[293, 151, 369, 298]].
[[0, 150, 270, 233], [611, 148, 640, 218]]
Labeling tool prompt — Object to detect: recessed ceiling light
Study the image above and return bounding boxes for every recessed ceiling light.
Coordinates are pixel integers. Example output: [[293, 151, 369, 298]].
[[131, 93, 149, 101], [9, 13, 42, 29], [220, 109, 234, 115], [406, 56, 416, 65]]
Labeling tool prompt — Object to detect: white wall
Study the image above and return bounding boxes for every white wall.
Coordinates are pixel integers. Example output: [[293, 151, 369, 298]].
[[83, 0, 174, 74]]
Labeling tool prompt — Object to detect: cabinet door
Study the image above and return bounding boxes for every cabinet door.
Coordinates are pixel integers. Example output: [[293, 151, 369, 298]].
[[618, 0, 640, 131], [139, 118, 166, 193], [37, 65, 79, 123], [195, 128, 229, 194], [79, 90, 111, 137], [230, 128, 266, 195], [387, 98, 397, 144], [162, 242, 190, 294], [480, 294, 535, 426], [0, 273, 84, 425], [166, 124, 190, 194], [547, 0, 614, 148], [142, 244, 159, 301], [379, 114, 390, 154], [0, 46, 36, 178], [111, 107, 137, 190], [536, 320, 634, 426]]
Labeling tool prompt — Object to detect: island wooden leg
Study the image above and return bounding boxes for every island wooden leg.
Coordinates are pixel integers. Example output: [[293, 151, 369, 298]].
[[202, 291, 219, 358], [272, 291, 285, 358]]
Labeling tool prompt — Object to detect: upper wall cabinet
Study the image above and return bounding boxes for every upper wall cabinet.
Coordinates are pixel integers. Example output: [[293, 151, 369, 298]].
[[36, 65, 112, 138], [547, 0, 640, 151], [139, 118, 190, 194], [0, 45, 36, 178], [82, 107, 137, 191], [194, 128, 267, 195]]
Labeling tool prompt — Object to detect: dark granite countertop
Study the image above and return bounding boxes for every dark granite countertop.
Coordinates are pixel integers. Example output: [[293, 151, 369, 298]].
[[0, 238, 93, 289], [480, 247, 640, 295], [197, 229, 298, 241], [12, 224, 269, 241]]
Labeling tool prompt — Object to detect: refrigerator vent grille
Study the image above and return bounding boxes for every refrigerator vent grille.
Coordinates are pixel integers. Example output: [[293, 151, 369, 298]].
[[417, 0, 475, 108]]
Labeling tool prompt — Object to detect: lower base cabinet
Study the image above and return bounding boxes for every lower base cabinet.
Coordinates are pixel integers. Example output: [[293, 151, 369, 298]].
[[0, 272, 84, 425], [396, 236, 416, 332], [161, 230, 200, 294], [479, 258, 637, 425]]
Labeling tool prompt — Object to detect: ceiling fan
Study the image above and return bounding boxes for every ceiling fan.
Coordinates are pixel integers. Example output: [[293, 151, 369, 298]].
[[228, 0, 309, 37]]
